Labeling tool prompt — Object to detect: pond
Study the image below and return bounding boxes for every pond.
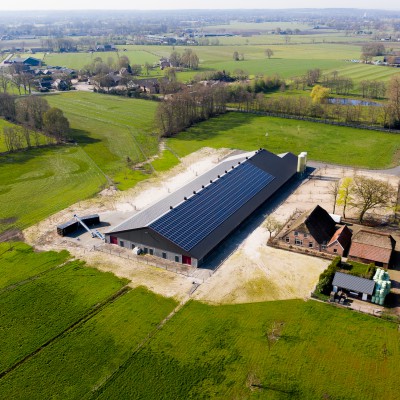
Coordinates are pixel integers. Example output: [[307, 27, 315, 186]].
[[328, 98, 382, 107]]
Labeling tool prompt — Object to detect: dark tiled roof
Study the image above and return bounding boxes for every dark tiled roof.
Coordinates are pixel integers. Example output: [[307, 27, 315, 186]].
[[328, 225, 352, 249], [305, 205, 336, 244], [332, 272, 375, 295]]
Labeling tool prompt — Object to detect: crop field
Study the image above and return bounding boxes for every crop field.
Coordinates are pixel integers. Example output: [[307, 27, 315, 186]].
[[0, 145, 106, 234], [0, 287, 177, 400], [0, 258, 127, 373], [96, 300, 400, 399], [0, 242, 69, 289], [168, 112, 400, 169], [0, 245, 399, 399]]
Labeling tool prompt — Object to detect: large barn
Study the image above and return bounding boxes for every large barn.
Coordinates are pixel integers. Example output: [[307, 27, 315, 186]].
[[105, 149, 298, 267]]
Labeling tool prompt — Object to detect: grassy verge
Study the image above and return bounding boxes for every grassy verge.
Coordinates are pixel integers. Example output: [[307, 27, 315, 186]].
[[0, 287, 177, 400], [97, 299, 399, 400], [168, 112, 400, 168], [0, 259, 127, 373]]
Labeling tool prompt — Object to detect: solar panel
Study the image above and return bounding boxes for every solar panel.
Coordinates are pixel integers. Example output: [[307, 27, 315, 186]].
[[149, 162, 275, 252]]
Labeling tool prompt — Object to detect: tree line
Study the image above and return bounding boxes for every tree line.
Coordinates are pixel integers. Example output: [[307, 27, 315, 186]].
[[156, 84, 227, 137], [0, 94, 69, 152]]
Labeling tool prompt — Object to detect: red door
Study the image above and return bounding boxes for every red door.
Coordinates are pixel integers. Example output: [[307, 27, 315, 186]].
[[110, 236, 118, 244], [182, 255, 191, 265]]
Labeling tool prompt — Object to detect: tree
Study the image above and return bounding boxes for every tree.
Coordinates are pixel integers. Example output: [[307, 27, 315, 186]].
[[144, 62, 152, 76], [336, 177, 353, 218], [263, 216, 282, 238], [43, 107, 70, 143], [387, 75, 400, 127], [350, 176, 395, 222], [265, 48, 274, 59], [310, 85, 330, 104], [328, 179, 340, 214], [233, 51, 240, 61]]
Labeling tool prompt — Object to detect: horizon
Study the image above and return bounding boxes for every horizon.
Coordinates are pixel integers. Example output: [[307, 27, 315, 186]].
[[0, 3, 399, 11]]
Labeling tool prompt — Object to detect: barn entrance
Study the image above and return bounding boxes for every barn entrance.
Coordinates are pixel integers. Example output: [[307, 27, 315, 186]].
[[110, 236, 118, 245], [182, 255, 191, 265]]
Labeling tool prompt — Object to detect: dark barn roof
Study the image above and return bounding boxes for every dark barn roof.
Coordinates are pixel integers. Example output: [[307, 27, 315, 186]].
[[305, 205, 336, 244], [332, 272, 375, 295], [107, 149, 298, 260]]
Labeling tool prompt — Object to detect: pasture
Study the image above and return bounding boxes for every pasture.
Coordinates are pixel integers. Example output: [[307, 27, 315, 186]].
[[0, 242, 69, 289], [0, 258, 127, 373], [96, 299, 400, 400], [0, 287, 177, 400], [0, 145, 106, 234], [168, 112, 400, 169]]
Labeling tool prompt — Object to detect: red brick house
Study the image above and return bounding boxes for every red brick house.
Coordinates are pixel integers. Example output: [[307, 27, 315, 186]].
[[348, 230, 396, 268], [279, 205, 352, 256]]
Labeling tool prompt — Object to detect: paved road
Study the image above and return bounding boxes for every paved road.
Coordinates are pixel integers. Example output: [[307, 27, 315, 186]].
[[308, 160, 400, 176]]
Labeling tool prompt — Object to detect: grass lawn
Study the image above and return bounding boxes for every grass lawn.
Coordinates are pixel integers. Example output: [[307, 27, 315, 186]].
[[0, 258, 127, 374], [45, 92, 159, 177], [97, 299, 400, 400], [0, 242, 69, 289], [0, 145, 106, 234], [0, 119, 48, 153], [168, 112, 400, 169], [0, 287, 177, 400]]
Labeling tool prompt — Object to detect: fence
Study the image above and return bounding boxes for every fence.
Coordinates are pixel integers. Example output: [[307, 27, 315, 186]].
[[93, 244, 213, 282]]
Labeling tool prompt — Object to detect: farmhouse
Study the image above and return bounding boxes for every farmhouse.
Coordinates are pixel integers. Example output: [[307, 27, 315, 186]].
[[7, 56, 41, 67], [332, 272, 375, 301], [348, 230, 396, 268], [106, 149, 298, 266], [279, 205, 352, 256]]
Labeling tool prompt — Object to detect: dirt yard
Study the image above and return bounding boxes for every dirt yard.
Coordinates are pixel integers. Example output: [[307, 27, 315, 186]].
[[194, 226, 328, 304], [23, 150, 400, 304]]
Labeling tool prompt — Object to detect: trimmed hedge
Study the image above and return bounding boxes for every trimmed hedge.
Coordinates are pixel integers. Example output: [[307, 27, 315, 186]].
[[316, 256, 341, 295]]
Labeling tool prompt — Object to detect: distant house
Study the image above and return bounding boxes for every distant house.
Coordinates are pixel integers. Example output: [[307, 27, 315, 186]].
[[96, 44, 116, 52], [159, 58, 171, 70], [132, 78, 161, 94], [348, 230, 396, 268], [279, 205, 352, 256], [53, 79, 69, 91], [332, 272, 375, 301], [9, 56, 41, 67]]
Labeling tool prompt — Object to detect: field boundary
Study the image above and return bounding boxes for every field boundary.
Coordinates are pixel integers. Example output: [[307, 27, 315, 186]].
[[230, 108, 400, 134], [90, 298, 190, 396], [0, 285, 131, 380]]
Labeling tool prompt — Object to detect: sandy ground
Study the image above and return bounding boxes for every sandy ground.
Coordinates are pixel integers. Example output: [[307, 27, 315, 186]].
[[23, 150, 400, 304], [273, 164, 400, 226], [194, 226, 328, 304]]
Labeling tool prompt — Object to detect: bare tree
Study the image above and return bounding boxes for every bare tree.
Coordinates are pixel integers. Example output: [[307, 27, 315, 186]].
[[265, 48, 274, 59], [328, 180, 340, 214], [350, 176, 396, 222]]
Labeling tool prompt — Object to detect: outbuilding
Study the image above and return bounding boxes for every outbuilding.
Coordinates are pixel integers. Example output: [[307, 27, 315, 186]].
[[105, 149, 298, 267], [332, 271, 375, 301]]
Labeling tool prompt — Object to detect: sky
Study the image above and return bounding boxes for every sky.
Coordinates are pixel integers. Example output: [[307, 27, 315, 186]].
[[0, 0, 399, 11]]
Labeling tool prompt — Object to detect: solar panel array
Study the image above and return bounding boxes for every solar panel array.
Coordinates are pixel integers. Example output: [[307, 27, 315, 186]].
[[149, 162, 275, 252]]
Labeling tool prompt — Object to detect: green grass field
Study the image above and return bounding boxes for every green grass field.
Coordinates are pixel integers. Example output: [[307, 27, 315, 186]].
[[0, 259, 127, 373], [0, 145, 106, 234], [0, 242, 69, 289], [0, 244, 399, 399], [96, 299, 400, 400], [45, 92, 159, 175], [0, 287, 177, 400], [168, 112, 400, 169]]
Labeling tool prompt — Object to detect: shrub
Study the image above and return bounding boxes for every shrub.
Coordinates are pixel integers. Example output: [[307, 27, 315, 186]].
[[316, 256, 341, 295]]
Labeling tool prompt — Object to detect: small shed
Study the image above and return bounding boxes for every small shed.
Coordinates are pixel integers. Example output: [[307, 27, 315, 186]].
[[332, 272, 375, 301], [57, 214, 100, 236]]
